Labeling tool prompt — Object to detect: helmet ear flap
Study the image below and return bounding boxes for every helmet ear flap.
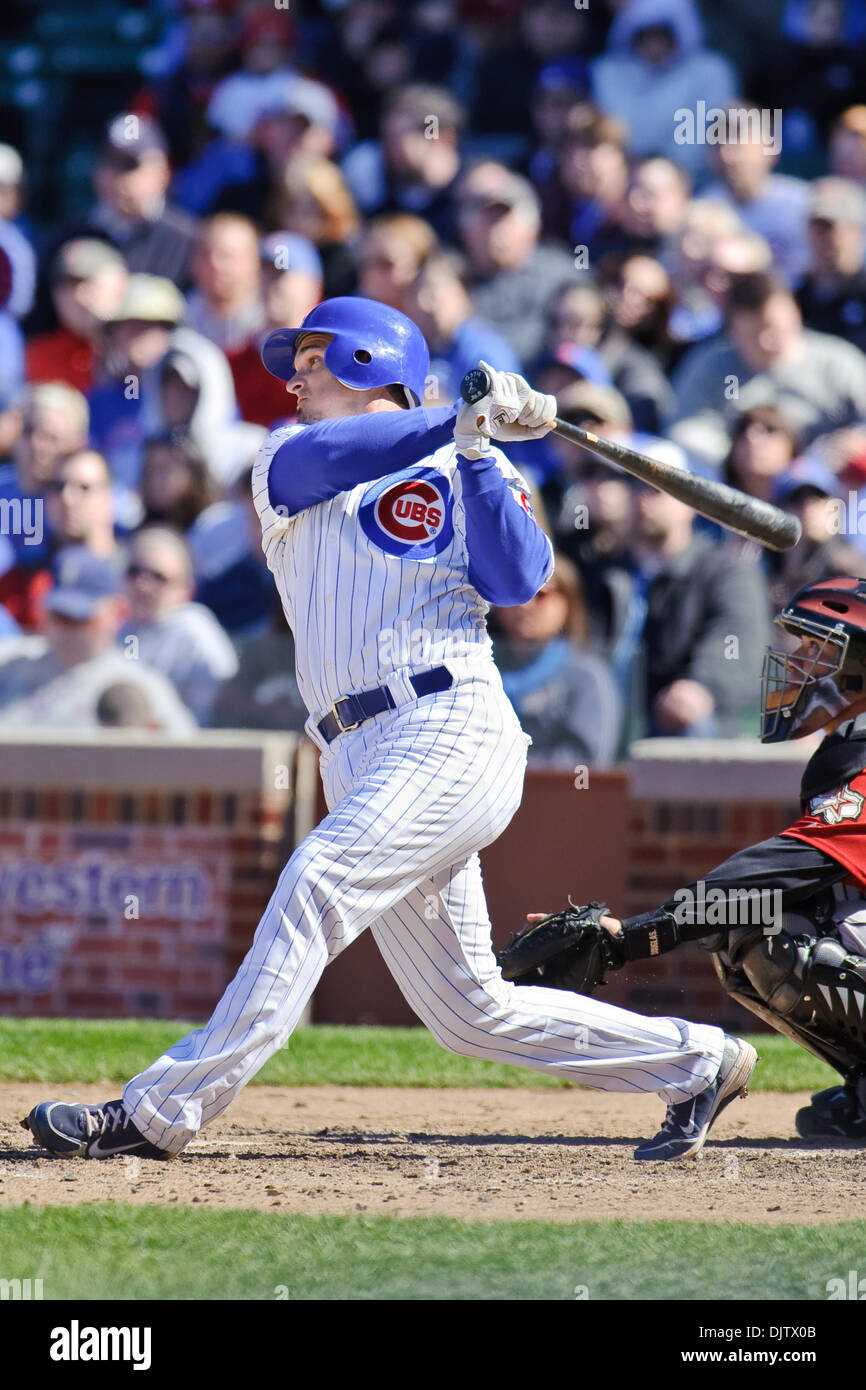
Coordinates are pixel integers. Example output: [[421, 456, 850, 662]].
[[260, 298, 430, 402]]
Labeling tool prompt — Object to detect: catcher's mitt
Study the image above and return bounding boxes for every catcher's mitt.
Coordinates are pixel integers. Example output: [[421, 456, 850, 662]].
[[496, 901, 625, 995]]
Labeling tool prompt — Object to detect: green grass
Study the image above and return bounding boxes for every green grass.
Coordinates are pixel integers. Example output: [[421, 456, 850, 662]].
[[0, 1205, 862, 1300], [0, 1019, 839, 1091]]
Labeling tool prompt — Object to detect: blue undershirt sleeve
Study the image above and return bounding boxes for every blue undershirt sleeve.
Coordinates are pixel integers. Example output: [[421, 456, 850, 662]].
[[267, 405, 459, 516], [458, 453, 553, 606]]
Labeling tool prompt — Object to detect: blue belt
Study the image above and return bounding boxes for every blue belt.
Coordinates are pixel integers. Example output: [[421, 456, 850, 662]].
[[317, 666, 453, 744]]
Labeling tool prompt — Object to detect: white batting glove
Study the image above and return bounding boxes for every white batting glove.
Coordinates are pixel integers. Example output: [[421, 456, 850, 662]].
[[472, 361, 558, 442], [453, 405, 491, 460]]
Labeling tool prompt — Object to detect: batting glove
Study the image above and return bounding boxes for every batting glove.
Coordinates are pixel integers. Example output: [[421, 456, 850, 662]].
[[453, 406, 492, 460], [473, 361, 557, 442]]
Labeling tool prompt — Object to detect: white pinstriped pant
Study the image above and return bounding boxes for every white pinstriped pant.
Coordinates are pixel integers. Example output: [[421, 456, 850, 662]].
[[124, 673, 726, 1154]]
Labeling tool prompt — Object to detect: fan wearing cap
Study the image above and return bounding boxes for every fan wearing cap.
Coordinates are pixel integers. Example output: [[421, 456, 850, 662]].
[[87, 273, 188, 492], [456, 161, 577, 366], [768, 458, 865, 611], [796, 178, 866, 353], [71, 113, 199, 289], [544, 382, 636, 643], [0, 546, 194, 733], [560, 576, 866, 1142], [89, 271, 248, 491]]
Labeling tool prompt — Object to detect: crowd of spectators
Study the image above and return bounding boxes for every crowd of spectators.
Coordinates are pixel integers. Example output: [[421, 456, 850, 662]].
[[2, 0, 866, 767]]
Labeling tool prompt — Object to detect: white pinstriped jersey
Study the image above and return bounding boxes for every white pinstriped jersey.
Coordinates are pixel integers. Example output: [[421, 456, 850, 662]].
[[251, 423, 549, 719], [122, 425, 727, 1157]]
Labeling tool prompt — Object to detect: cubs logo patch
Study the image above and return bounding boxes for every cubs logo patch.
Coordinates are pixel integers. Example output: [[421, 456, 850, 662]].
[[507, 480, 535, 518], [376, 479, 444, 542], [359, 468, 454, 559], [809, 787, 865, 825]]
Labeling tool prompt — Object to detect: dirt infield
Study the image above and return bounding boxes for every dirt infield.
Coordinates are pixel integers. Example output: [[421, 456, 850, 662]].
[[1, 1083, 863, 1225]]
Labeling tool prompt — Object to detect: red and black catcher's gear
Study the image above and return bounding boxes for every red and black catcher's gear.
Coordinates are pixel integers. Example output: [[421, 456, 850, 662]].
[[761, 575, 866, 743]]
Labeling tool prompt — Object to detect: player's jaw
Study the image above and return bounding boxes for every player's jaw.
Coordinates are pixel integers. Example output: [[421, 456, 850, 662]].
[[294, 399, 322, 424]]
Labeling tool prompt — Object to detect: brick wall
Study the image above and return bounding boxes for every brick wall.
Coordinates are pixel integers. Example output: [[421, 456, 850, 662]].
[[0, 730, 814, 1034], [0, 732, 318, 1020]]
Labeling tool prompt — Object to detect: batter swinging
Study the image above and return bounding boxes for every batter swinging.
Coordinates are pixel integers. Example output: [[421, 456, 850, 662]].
[[22, 298, 755, 1164]]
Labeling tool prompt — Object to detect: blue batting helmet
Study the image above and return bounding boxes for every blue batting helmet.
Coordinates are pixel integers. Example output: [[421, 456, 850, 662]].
[[261, 296, 430, 407]]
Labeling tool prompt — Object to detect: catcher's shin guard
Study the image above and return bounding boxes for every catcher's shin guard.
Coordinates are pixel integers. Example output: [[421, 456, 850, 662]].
[[712, 928, 866, 1082]]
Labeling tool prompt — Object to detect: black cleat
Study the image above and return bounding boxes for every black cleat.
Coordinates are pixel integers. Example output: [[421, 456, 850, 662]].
[[634, 1036, 757, 1161], [809, 1084, 848, 1114], [21, 1100, 170, 1159], [796, 1084, 866, 1141]]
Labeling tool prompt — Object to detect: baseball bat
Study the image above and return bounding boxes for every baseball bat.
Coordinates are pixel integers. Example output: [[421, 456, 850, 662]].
[[459, 368, 802, 553]]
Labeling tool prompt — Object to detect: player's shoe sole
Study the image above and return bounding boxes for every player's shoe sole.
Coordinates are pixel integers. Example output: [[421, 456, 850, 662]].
[[21, 1100, 170, 1159], [633, 1036, 757, 1162]]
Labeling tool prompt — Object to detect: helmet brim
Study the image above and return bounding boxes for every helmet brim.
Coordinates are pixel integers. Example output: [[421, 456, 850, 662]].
[[261, 327, 303, 382]]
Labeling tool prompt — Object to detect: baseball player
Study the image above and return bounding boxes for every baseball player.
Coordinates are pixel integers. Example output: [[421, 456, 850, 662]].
[[507, 577, 866, 1144], [23, 297, 755, 1165]]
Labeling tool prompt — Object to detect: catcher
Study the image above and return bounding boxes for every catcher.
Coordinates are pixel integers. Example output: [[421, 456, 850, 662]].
[[500, 576, 866, 1142]]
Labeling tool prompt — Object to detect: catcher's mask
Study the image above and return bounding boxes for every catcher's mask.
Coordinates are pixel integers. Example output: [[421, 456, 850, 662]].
[[761, 576, 866, 742]]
